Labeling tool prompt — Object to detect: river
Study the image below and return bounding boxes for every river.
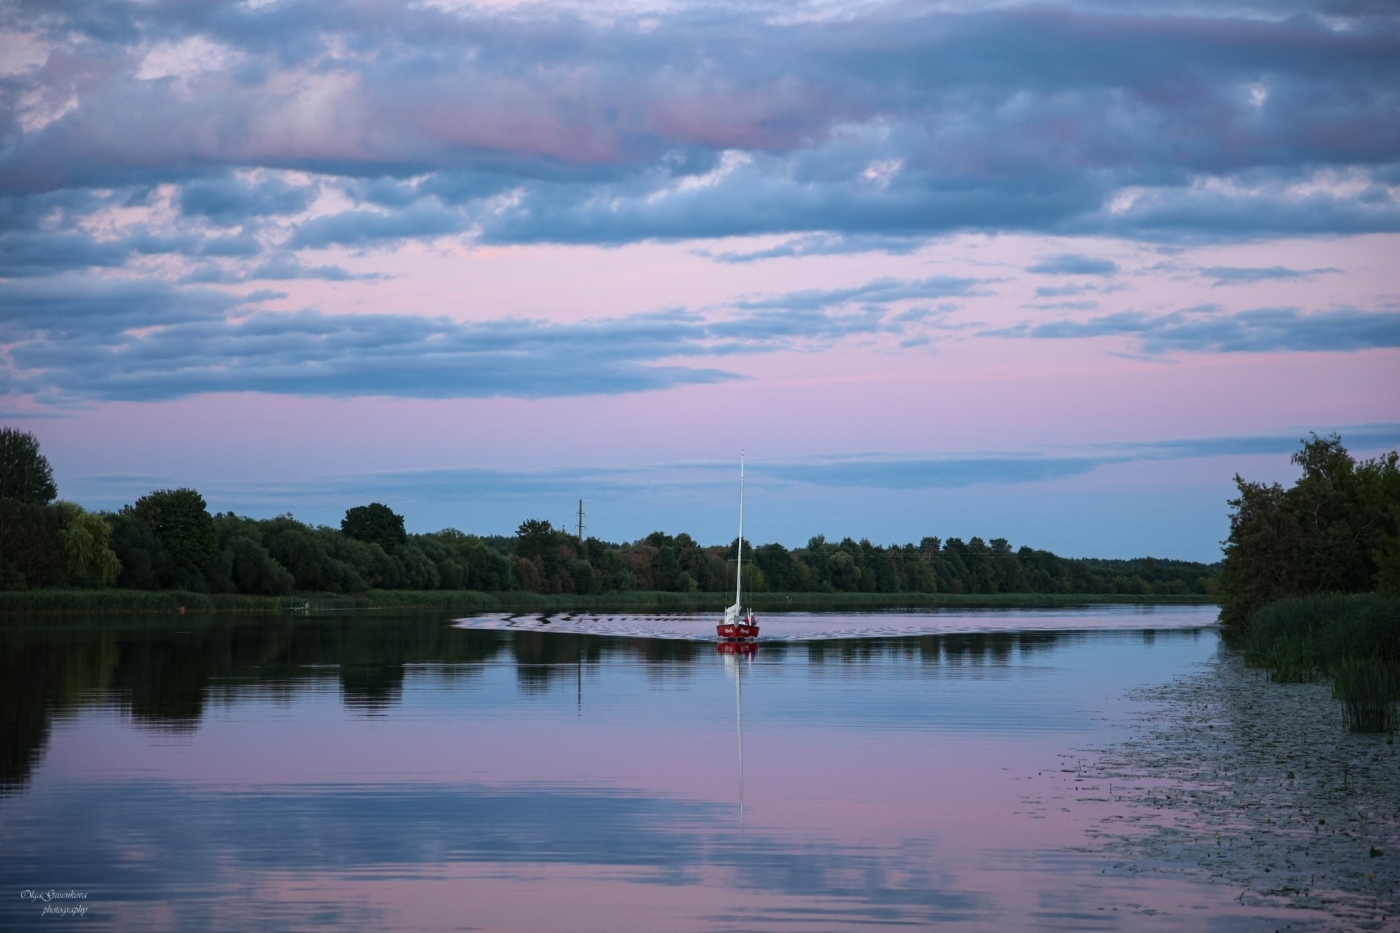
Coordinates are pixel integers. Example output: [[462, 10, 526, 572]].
[[2, 604, 1329, 931]]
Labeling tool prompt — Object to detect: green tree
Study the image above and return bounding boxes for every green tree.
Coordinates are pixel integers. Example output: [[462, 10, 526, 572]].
[[1377, 504, 1400, 596], [108, 510, 176, 589], [514, 519, 560, 560], [0, 499, 65, 588], [53, 502, 122, 585], [212, 535, 294, 595], [342, 503, 407, 551], [828, 550, 859, 591], [753, 543, 795, 591], [397, 544, 441, 590], [0, 427, 57, 505], [263, 517, 365, 592], [131, 488, 218, 576], [204, 513, 294, 595]]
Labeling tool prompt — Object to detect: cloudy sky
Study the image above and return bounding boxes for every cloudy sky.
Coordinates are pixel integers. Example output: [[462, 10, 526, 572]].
[[2, 0, 1398, 560]]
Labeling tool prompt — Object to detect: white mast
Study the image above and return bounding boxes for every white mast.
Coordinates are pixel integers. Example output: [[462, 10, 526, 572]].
[[736, 453, 745, 609], [727, 453, 744, 626]]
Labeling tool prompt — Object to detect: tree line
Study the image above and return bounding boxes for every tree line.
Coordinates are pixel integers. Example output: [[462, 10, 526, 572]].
[[1, 426, 1219, 598]]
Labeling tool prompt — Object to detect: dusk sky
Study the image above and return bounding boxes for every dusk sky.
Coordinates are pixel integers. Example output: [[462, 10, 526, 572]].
[[2, 0, 1398, 561]]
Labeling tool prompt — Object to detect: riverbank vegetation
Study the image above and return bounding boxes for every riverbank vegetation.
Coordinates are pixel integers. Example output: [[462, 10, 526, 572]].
[[1221, 434, 1400, 731], [1239, 594, 1400, 732], [0, 427, 1219, 610], [0, 587, 1216, 616]]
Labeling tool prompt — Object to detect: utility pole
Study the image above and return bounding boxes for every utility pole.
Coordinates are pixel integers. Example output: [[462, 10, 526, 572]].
[[577, 499, 585, 545]]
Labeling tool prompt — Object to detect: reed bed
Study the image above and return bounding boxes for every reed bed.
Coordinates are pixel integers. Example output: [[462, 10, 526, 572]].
[[1242, 593, 1400, 732], [1331, 657, 1400, 733]]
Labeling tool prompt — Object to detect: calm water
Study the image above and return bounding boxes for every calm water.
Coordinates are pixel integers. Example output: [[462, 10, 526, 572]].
[[1, 605, 1294, 931]]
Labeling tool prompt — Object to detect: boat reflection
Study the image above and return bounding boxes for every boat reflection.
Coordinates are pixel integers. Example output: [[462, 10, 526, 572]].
[[716, 640, 758, 657]]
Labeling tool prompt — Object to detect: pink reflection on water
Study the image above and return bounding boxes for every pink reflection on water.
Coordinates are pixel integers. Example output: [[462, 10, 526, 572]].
[[17, 624, 1326, 931]]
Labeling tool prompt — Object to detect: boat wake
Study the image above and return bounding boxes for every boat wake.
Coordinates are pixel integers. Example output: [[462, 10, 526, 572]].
[[452, 606, 1217, 642]]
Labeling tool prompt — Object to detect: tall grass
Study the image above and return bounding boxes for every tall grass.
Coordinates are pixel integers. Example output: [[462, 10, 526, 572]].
[[1331, 657, 1400, 733], [1242, 594, 1400, 732], [1252, 633, 1321, 683]]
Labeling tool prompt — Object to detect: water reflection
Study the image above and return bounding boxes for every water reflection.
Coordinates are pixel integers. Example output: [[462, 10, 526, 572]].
[[720, 643, 755, 821], [0, 608, 1280, 932], [0, 612, 1197, 796]]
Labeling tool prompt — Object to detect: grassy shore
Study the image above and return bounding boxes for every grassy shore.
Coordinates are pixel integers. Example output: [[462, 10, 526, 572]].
[[0, 587, 1219, 616]]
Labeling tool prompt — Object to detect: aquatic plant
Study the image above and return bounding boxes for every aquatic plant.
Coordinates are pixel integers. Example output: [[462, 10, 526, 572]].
[[1245, 594, 1400, 668], [1331, 657, 1400, 733], [1241, 594, 1400, 731], [1247, 633, 1320, 683]]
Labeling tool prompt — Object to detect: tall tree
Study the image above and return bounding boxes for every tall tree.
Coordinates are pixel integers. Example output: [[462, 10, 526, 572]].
[[514, 519, 562, 563], [0, 427, 57, 505], [342, 503, 407, 551], [131, 488, 217, 575]]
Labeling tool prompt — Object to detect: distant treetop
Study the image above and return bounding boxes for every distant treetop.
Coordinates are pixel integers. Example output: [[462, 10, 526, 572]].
[[130, 488, 217, 575], [0, 426, 57, 506], [342, 503, 407, 551]]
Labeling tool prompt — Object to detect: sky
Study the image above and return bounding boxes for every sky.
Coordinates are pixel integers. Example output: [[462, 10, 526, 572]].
[[1, 0, 1398, 562]]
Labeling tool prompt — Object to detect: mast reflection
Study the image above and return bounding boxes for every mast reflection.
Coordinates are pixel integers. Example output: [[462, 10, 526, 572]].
[[719, 641, 757, 821]]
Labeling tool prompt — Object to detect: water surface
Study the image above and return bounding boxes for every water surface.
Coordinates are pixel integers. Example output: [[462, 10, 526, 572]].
[[1, 605, 1300, 931]]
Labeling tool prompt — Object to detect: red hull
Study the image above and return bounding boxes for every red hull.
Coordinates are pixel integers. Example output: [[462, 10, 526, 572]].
[[717, 622, 760, 640]]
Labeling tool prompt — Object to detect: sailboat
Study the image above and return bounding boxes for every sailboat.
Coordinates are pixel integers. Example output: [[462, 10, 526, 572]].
[[717, 454, 760, 644]]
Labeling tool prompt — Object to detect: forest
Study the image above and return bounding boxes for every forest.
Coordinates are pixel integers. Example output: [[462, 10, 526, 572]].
[[0, 427, 1218, 599]]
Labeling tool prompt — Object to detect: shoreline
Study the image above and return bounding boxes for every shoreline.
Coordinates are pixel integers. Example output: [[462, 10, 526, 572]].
[[1053, 651, 1398, 931], [0, 589, 1219, 617]]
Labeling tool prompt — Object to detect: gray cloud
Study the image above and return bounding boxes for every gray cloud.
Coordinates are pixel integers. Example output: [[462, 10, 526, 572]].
[[734, 276, 987, 313], [179, 174, 318, 222], [700, 234, 927, 264], [75, 424, 1399, 518], [0, 1, 1394, 248], [179, 257, 388, 284], [288, 202, 466, 249], [1032, 300, 1101, 311], [0, 276, 250, 339], [1033, 285, 1087, 298], [998, 304, 1400, 353], [3, 305, 731, 402], [764, 455, 1100, 489], [0, 228, 261, 277], [0, 273, 962, 403], [1027, 255, 1119, 276], [1, 0, 1396, 413], [1119, 423, 1400, 460], [0, 232, 131, 277], [1199, 265, 1343, 286]]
